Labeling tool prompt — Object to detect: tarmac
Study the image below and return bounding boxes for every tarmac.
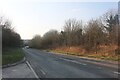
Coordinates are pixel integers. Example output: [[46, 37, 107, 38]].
[[2, 62, 37, 78]]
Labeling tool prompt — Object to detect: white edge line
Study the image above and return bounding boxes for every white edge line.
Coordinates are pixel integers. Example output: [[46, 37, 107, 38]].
[[26, 61, 40, 79], [114, 71, 120, 75], [24, 49, 45, 77], [60, 58, 87, 66], [71, 60, 87, 65]]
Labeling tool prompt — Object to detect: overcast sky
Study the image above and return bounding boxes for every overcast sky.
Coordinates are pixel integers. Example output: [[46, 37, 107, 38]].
[[0, 0, 118, 39]]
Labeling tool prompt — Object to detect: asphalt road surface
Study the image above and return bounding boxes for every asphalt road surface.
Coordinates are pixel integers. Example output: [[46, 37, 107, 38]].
[[23, 48, 119, 78]]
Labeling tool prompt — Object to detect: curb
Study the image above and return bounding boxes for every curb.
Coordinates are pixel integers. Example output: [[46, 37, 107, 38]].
[[75, 56, 118, 65], [2, 57, 26, 68], [55, 52, 118, 64], [49, 51, 118, 64]]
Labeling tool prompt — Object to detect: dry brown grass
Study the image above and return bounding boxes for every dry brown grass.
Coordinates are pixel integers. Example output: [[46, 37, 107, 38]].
[[54, 46, 85, 53], [50, 45, 119, 61]]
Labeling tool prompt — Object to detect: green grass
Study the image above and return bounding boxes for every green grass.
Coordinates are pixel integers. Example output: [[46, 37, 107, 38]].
[[2, 48, 24, 65]]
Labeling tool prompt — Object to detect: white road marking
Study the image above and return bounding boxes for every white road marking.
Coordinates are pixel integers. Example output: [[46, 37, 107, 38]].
[[60, 58, 87, 65], [114, 71, 120, 75], [26, 61, 40, 79], [12, 70, 17, 72], [40, 69, 46, 75], [98, 67, 102, 69]]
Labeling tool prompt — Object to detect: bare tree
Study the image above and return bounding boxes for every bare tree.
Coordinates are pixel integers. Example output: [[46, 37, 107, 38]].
[[83, 19, 105, 53], [0, 16, 21, 48], [63, 19, 83, 46], [41, 29, 59, 49], [30, 35, 42, 48]]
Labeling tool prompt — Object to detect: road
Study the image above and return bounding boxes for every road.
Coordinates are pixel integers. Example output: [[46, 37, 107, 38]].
[[2, 62, 36, 78], [23, 48, 119, 78]]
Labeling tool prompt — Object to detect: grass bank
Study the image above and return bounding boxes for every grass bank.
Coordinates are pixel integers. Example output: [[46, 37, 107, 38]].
[[48, 46, 120, 61], [49, 50, 120, 61], [2, 48, 24, 65]]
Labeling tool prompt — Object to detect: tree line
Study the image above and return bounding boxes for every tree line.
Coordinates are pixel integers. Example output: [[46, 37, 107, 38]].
[[0, 17, 21, 49], [30, 10, 120, 54]]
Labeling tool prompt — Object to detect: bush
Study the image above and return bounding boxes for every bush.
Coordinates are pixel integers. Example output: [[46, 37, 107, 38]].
[[115, 48, 120, 54]]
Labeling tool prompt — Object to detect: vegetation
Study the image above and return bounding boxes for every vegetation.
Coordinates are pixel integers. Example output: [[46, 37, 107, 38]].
[[29, 10, 120, 61], [2, 48, 24, 65], [0, 16, 23, 65], [1, 19, 22, 48], [48, 46, 120, 61]]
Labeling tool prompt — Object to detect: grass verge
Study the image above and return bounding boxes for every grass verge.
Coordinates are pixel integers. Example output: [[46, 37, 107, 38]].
[[48, 50, 120, 61], [2, 48, 24, 65]]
